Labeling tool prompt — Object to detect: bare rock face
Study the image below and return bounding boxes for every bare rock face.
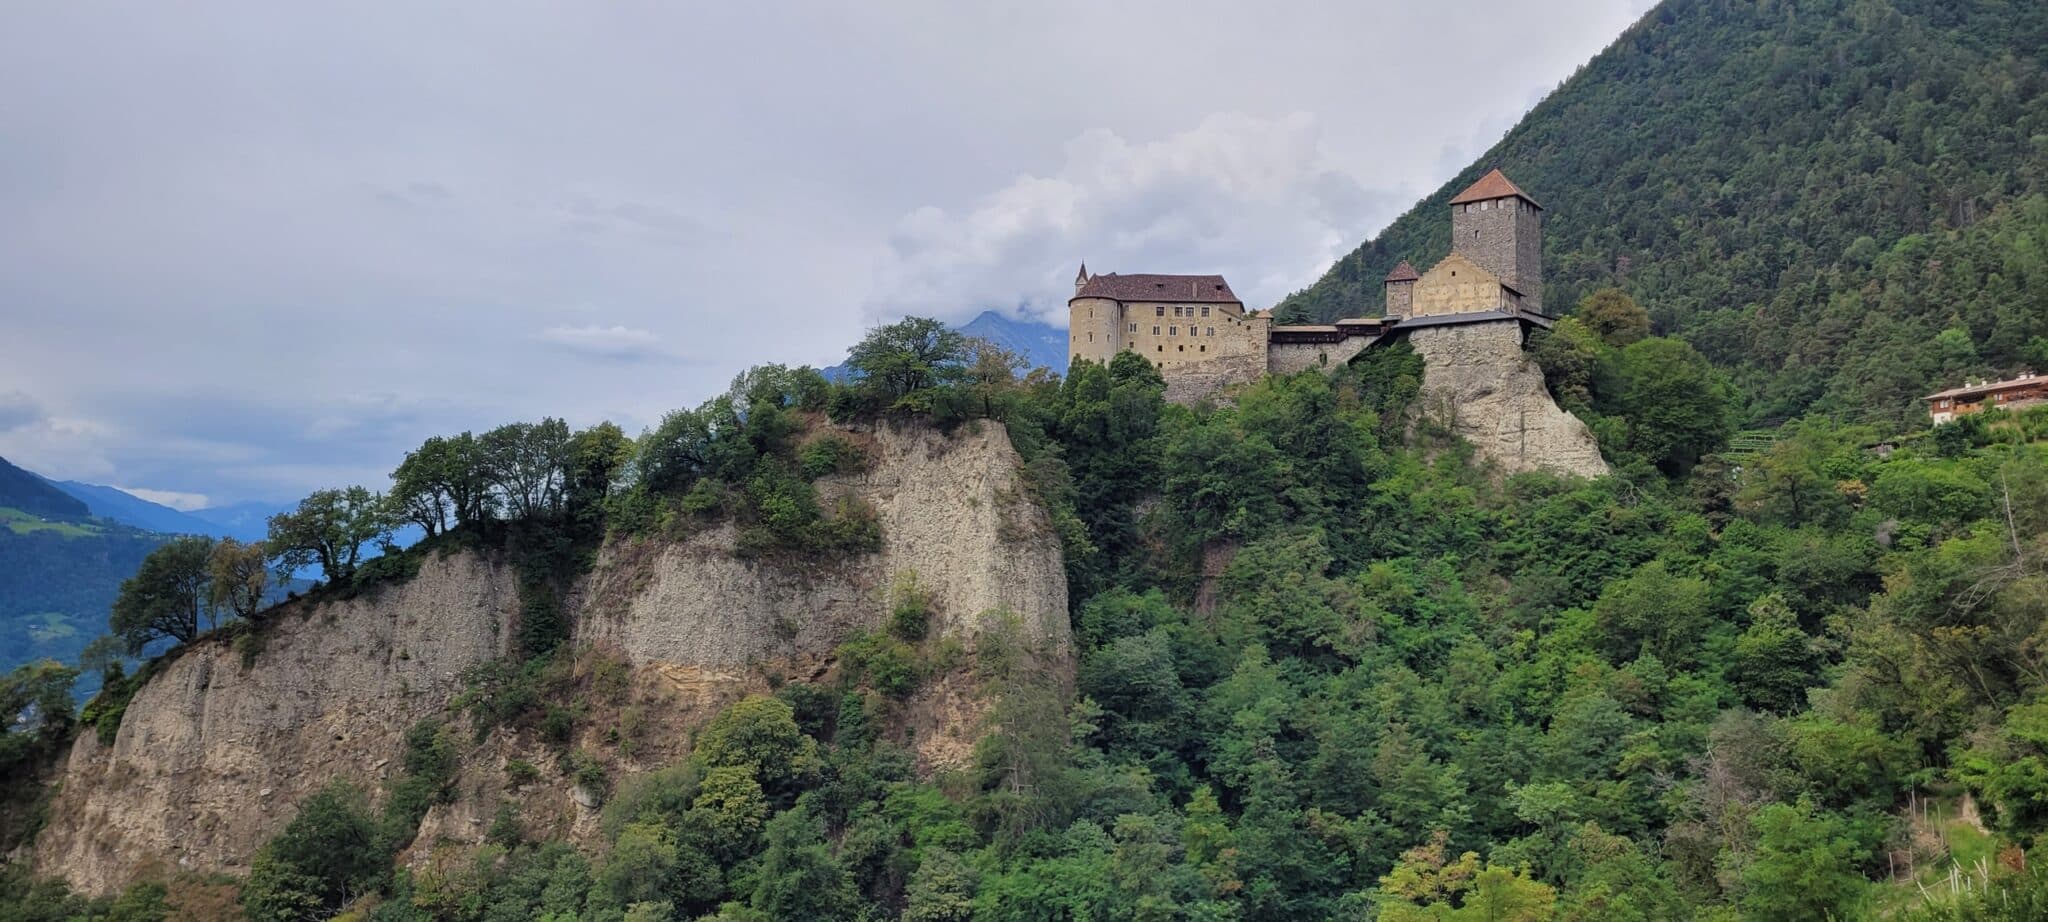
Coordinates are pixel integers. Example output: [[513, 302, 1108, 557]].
[[578, 421, 1069, 664], [1407, 321, 1609, 478], [34, 421, 1070, 895], [33, 552, 520, 894]]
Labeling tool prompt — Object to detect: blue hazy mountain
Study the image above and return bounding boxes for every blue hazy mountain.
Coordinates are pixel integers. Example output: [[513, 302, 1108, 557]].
[[0, 456, 88, 520], [957, 310, 1069, 374], [824, 310, 1067, 381], [50, 480, 244, 538], [187, 500, 292, 542]]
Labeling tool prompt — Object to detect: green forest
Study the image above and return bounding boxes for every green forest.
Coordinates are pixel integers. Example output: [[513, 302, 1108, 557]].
[[6, 311, 2048, 920], [1276, 0, 2048, 428]]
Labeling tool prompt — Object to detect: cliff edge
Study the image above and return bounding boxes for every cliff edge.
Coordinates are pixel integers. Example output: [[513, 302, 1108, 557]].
[[31, 421, 1069, 895]]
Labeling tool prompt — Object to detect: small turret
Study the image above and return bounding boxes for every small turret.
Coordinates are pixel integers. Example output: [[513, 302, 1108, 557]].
[[1383, 260, 1419, 318], [1075, 262, 1091, 294]]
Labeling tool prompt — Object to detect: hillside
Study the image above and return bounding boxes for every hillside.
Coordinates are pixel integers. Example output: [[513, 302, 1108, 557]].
[[1278, 0, 2048, 426], [48, 480, 236, 538], [0, 456, 86, 520], [0, 517, 161, 679]]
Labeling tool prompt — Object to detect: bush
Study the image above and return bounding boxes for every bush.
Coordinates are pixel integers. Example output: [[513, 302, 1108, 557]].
[[888, 573, 931, 643], [504, 758, 541, 785], [799, 436, 867, 480], [837, 631, 921, 699]]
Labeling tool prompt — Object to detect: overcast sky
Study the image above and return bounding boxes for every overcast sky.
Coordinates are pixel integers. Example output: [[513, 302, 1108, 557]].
[[0, 1, 1653, 509]]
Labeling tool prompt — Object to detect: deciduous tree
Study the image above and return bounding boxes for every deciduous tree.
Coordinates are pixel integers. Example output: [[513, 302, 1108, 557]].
[[110, 535, 218, 653], [266, 487, 394, 584]]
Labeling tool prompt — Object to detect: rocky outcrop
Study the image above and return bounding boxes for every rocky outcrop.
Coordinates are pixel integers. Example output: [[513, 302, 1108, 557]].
[[1407, 321, 1609, 478], [33, 552, 520, 893], [33, 421, 1070, 895], [577, 422, 1068, 664]]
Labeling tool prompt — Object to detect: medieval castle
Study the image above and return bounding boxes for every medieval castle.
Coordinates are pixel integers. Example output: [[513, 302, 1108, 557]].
[[1068, 169, 1609, 477]]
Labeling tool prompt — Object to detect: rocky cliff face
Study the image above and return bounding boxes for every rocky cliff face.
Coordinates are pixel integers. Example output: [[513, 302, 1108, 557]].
[[578, 422, 1068, 665], [32, 552, 520, 893], [32, 422, 1069, 895], [1407, 321, 1609, 478]]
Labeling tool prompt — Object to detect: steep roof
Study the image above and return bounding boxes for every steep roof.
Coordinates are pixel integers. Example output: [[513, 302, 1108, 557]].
[[1449, 168, 1541, 209], [1384, 260, 1420, 282], [1072, 273, 1240, 304]]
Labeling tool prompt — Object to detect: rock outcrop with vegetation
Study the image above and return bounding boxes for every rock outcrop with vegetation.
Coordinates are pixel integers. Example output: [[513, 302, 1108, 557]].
[[29, 419, 1068, 896]]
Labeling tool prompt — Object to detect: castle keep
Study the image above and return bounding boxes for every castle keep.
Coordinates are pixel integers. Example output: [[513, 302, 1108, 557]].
[[1068, 169, 1608, 477]]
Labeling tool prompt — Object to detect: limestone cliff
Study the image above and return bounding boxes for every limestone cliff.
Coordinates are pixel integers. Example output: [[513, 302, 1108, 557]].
[[31, 421, 1069, 895], [1406, 321, 1609, 478]]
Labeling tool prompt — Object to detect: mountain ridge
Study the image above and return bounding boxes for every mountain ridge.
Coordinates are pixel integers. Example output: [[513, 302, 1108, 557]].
[[1277, 0, 2047, 425]]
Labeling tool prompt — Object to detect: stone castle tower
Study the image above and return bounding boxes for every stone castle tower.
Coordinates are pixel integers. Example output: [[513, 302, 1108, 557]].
[[1063, 168, 1604, 477], [1446, 169, 1543, 315]]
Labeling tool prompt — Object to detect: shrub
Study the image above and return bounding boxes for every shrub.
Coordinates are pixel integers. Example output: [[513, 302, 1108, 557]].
[[888, 573, 931, 643], [504, 758, 541, 785], [799, 436, 867, 479], [837, 631, 921, 699]]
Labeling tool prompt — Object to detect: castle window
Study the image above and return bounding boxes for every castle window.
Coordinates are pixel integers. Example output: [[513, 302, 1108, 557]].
[[1087, 332, 1095, 342], [1178, 345, 1184, 352], [1208, 327, 1216, 336], [1157, 345, 1163, 352], [1129, 323, 1137, 333], [1170, 326, 1177, 335], [1152, 325, 1160, 335], [1156, 306, 1165, 317], [1201, 306, 1210, 317], [1199, 344, 1206, 352]]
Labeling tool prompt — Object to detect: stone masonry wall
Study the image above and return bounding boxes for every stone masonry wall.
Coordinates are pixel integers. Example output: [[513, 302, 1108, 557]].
[[1267, 335, 1379, 375]]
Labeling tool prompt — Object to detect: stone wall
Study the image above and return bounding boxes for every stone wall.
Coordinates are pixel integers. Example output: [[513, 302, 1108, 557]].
[[1411, 254, 1511, 318], [1067, 296, 1124, 365], [1160, 352, 1268, 404], [1385, 279, 1414, 318], [1267, 335, 1379, 375], [1449, 195, 1543, 313], [1406, 321, 1607, 478]]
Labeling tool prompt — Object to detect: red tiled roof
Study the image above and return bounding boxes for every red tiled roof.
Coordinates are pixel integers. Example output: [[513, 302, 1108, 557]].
[[1384, 260, 1419, 282], [1072, 273, 1240, 304], [1449, 168, 1540, 209]]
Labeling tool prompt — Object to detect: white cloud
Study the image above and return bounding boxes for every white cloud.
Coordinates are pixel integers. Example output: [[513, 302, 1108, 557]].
[[536, 324, 675, 362], [869, 112, 1404, 326], [115, 486, 211, 511]]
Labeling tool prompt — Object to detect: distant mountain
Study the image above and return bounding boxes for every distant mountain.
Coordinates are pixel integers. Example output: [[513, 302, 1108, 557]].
[[957, 310, 1069, 374], [43, 480, 283, 542], [823, 310, 1068, 382], [51, 480, 225, 537], [0, 456, 87, 520], [1278, 0, 2048, 426], [187, 500, 290, 542]]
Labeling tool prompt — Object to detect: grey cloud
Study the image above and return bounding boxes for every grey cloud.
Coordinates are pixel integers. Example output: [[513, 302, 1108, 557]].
[[0, 391, 43, 431], [536, 325, 681, 363]]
